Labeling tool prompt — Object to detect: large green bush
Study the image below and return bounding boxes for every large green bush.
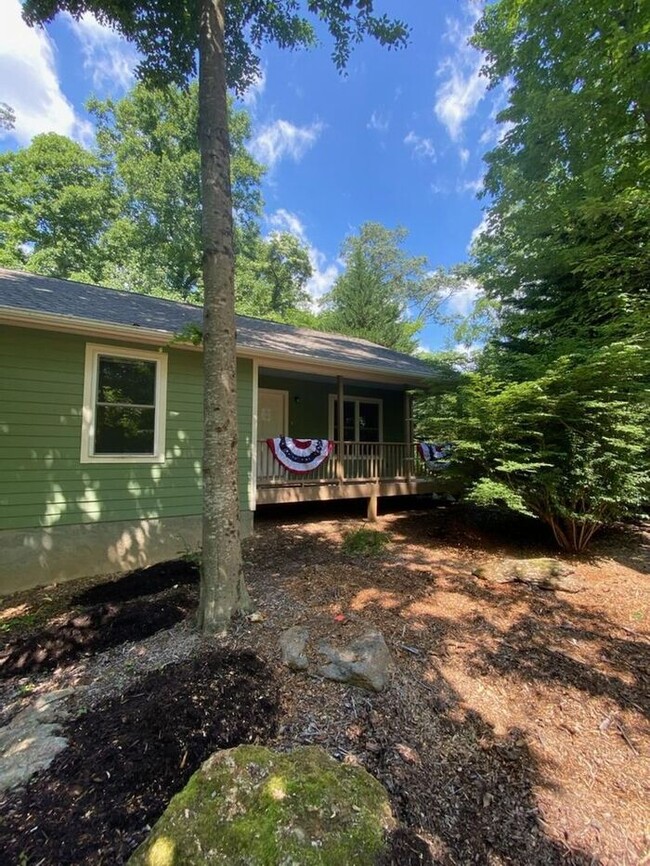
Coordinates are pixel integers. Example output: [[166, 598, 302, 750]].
[[425, 341, 649, 551]]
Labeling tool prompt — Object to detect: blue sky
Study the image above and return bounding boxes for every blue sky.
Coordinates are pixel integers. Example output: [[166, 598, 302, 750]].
[[0, 1, 500, 352]]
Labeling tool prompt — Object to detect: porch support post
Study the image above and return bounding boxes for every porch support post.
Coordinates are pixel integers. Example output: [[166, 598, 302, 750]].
[[337, 375, 345, 481], [367, 489, 378, 522], [404, 390, 414, 481]]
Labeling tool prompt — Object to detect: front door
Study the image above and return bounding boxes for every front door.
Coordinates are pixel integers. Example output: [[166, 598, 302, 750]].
[[258, 388, 288, 440]]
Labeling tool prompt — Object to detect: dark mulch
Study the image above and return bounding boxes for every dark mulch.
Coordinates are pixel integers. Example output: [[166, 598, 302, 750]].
[[0, 648, 279, 865], [71, 559, 200, 607], [380, 828, 437, 865], [0, 588, 195, 679]]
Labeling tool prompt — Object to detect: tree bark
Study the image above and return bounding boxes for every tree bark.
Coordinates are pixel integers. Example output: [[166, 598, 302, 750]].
[[197, 0, 252, 633]]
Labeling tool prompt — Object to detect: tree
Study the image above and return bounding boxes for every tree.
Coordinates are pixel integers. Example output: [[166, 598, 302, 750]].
[[24, 0, 409, 633], [472, 0, 650, 365], [433, 0, 650, 550], [89, 82, 265, 301], [235, 230, 313, 320], [0, 132, 116, 280], [0, 103, 15, 131], [322, 222, 430, 352]]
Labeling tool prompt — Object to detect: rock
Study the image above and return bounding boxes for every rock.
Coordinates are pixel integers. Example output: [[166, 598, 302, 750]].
[[128, 744, 394, 866], [0, 688, 77, 793], [473, 558, 581, 593], [280, 626, 310, 671], [317, 631, 392, 692]]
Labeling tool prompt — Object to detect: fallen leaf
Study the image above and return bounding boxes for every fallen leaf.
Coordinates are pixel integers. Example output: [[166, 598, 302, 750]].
[[395, 743, 420, 764]]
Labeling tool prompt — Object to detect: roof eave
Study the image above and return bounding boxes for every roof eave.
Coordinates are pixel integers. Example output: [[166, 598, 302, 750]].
[[0, 306, 432, 387]]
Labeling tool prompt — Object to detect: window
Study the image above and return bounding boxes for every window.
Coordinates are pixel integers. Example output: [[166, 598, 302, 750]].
[[329, 396, 383, 442], [81, 344, 168, 463]]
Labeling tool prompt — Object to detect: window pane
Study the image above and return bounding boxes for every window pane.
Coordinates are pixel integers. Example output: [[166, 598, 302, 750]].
[[98, 357, 156, 406], [359, 402, 380, 442], [95, 406, 156, 454]]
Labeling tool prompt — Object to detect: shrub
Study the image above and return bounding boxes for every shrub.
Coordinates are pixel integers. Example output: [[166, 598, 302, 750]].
[[342, 528, 390, 556], [439, 341, 649, 551]]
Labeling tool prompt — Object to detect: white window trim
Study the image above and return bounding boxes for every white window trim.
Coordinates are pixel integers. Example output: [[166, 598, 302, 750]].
[[328, 394, 383, 441], [80, 343, 168, 464]]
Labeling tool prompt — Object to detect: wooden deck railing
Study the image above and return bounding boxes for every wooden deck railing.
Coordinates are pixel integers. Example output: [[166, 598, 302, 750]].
[[256, 441, 425, 487]]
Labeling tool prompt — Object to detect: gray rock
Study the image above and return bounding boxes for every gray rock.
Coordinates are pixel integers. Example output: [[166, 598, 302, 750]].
[[317, 631, 392, 692], [473, 558, 581, 592], [0, 689, 78, 793], [280, 626, 310, 671]]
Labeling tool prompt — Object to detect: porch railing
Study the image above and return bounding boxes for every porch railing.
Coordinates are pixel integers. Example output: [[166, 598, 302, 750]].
[[256, 441, 426, 486]]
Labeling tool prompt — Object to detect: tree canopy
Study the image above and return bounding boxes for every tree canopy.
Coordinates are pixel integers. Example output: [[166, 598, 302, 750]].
[[321, 222, 431, 352], [24, 1, 409, 92], [420, 0, 650, 550], [88, 82, 265, 301], [0, 83, 319, 321], [472, 0, 649, 365], [0, 132, 115, 280]]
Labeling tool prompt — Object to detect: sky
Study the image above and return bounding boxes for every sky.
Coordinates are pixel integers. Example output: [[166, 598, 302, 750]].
[[0, 0, 501, 352]]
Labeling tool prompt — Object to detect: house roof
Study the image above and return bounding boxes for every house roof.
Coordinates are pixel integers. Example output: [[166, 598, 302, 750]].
[[0, 268, 435, 384]]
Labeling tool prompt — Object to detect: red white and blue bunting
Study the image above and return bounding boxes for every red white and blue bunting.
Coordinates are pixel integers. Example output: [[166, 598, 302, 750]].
[[417, 442, 452, 471], [267, 437, 334, 474]]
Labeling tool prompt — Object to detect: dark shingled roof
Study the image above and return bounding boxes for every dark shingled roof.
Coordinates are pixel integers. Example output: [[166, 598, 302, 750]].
[[0, 268, 435, 382]]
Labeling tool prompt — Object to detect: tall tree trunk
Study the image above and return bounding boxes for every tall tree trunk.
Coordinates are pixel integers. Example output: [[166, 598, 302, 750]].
[[197, 0, 252, 633]]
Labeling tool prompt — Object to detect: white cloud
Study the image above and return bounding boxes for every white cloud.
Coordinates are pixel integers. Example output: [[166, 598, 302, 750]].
[[434, 5, 487, 142], [457, 173, 484, 195], [468, 214, 489, 250], [250, 119, 324, 168], [367, 111, 389, 132], [0, 0, 92, 146], [446, 279, 482, 316], [267, 209, 339, 304], [268, 209, 307, 241], [65, 13, 139, 93], [404, 131, 436, 160], [239, 68, 266, 108], [459, 147, 470, 165]]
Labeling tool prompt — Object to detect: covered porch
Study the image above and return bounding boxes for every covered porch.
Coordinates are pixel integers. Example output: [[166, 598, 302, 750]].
[[251, 362, 438, 515]]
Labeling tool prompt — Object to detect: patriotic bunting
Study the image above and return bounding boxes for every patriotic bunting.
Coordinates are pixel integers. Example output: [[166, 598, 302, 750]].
[[267, 437, 334, 474], [417, 442, 452, 470]]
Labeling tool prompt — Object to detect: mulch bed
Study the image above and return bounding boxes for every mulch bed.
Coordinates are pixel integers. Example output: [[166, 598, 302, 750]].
[[0, 503, 647, 865], [0, 649, 279, 865], [71, 559, 200, 607], [0, 587, 195, 679]]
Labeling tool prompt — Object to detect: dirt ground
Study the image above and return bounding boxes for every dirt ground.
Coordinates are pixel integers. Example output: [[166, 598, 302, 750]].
[[0, 502, 648, 865]]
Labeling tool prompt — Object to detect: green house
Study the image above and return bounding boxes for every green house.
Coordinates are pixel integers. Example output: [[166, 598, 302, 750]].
[[0, 269, 436, 594]]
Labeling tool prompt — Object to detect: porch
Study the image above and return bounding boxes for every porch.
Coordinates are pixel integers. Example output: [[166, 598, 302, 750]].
[[256, 440, 436, 506], [251, 363, 441, 513]]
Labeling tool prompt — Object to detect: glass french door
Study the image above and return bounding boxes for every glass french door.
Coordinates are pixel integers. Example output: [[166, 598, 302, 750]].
[[332, 398, 382, 442]]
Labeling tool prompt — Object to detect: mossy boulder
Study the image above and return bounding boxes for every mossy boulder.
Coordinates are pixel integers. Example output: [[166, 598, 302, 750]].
[[473, 558, 580, 592], [128, 745, 394, 866]]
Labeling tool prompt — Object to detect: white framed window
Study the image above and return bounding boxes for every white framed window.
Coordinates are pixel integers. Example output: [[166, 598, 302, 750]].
[[80, 344, 168, 464], [328, 395, 383, 442]]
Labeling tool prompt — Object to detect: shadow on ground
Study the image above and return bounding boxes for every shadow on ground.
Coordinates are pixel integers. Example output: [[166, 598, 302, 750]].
[[258, 507, 649, 864], [0, 586, 196, 679]]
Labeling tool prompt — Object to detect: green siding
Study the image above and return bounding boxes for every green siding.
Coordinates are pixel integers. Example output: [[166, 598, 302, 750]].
[[258, 373, 406, 442], [0, 326, 253, 531]]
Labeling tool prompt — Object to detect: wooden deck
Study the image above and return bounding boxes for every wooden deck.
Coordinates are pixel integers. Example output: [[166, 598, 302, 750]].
[[255, 441, 436, 504]]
